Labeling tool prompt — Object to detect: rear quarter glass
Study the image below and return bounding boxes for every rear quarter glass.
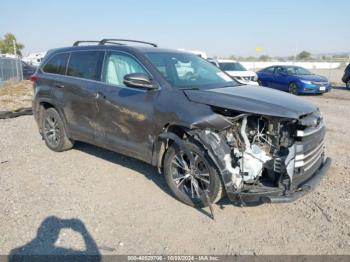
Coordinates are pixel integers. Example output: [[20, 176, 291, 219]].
[[42, 53, 69, 75]]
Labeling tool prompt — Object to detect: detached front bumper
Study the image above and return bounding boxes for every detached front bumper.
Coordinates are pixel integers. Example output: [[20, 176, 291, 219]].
[[264, 157, 331, 203], [226, 157, 331, 205]]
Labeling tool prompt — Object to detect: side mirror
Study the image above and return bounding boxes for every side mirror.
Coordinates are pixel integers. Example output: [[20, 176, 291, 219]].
[[123, 73, 156, 90]]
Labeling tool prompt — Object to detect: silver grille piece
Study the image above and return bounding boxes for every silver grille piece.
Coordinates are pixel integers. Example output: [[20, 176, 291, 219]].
[[295, 141, 324, 170], [295, 110, 326, 172]]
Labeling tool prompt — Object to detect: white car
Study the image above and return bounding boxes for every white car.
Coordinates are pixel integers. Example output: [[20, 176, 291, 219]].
[[209, 59, 259, 85], [22, 52, 46, 67], [178, 49, 208, 59]]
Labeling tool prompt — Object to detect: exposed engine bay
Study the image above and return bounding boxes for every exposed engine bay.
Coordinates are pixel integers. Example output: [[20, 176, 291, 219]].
[[192, 108, 325, 202], [222, 114, 295, 190]]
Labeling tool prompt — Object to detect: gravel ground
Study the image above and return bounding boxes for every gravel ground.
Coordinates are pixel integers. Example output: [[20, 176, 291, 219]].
[[0, 88, 349, 256], [0, 81, 32, 111]]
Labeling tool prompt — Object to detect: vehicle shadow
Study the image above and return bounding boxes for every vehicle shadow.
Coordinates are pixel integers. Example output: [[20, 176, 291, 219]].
[[331, 85, 348, 90], [73, 142, 222, 218], [9, 216, 101, 262], [74, 141, 169, 197]]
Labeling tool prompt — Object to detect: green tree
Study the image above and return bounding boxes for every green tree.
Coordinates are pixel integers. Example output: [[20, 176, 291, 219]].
[[245, 56, 257, 61], [258, 55, 270, 61], [0, 33, 24, 56], [228, 55, 237, 60], [296, 51, 311, 61]]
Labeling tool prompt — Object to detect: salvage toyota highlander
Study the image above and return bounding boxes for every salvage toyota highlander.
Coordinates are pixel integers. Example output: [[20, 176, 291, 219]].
[[32, 39, 331, 211]]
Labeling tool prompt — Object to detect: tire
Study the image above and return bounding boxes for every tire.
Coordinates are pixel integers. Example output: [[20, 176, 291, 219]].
[[163, 140, 223, 208], [289, 82, 298, 95], [42, 108, 74, 152], [346, 80, 350, 90], [258, 80, 265, 86]]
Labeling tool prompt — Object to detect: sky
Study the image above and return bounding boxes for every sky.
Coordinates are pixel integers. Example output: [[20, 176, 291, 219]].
[[1, 0, 349, 57]]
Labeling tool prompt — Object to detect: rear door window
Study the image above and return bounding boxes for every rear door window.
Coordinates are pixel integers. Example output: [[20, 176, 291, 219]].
[[274, 67, 284, 74], [67, 51, 104, 81], [42, 53, 69, 75], [265, 67, 275, 74]]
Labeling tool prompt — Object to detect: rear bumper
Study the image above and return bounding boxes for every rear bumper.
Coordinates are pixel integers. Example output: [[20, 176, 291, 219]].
[[227, 157, 331, 205]]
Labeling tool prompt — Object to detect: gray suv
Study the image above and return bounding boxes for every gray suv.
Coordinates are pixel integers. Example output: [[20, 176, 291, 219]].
[[342, 63, 350, 89], [32, 39, 331, 210]]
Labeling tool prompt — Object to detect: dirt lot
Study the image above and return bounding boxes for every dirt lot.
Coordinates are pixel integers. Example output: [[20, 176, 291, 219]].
[[0, 80, 32, 112], [0, 88, 349, 256]]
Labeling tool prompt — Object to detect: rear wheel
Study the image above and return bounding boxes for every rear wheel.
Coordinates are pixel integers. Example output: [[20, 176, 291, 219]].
[[42, 108, 74, 152], [289, 82, 298, 95], [258, 80, 264, 86], [346, 80, 350, 89], [163, 140, 223, 208]]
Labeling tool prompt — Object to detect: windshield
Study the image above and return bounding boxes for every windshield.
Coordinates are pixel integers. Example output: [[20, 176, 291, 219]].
[[286, 66, 312, 75], [145, 52, 236, 89], [219, 62, 246, 71]]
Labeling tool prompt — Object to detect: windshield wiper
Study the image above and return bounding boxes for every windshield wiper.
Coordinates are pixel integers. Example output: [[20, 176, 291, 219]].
[[224, 83, 242, 87], [179, 87, 200, 90]]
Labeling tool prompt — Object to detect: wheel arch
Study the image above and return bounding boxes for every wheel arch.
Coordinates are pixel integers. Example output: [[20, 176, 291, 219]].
[[35, 99, 69, 135], [151, 112, 232, 172], [288, 80, 300, 91], [152, 124, 191, 172], [288, 80, 297, 86]]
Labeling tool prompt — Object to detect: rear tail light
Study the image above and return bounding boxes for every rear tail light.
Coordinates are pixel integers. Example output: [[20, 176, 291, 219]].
[[30, 75, 38, 82]]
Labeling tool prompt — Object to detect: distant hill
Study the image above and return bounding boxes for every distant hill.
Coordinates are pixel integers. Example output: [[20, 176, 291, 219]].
[[314, 52, 350, 57]]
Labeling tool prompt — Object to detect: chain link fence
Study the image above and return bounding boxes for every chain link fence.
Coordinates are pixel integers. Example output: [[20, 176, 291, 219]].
[[0, 57, 23, 86]]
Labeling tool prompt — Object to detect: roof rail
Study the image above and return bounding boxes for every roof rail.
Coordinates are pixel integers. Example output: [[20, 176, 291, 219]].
[[73, 40, 101, 46], [99, 39, 158, 47]]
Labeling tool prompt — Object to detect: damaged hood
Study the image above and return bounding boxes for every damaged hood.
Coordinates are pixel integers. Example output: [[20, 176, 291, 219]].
[[184, 85, 317, 119]]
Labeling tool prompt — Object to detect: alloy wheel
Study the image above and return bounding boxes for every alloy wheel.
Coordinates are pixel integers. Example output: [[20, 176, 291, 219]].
[[289, 83, 298, 95], [170, 152, 210, 200], [43, 116, 61, 147]]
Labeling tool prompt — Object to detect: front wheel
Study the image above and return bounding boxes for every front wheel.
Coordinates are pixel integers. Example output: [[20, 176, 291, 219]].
[[346, 80, 350, 90], [258, 80, 265, 86], [289, 82, 298, 95], [163, 140, 223, 208]]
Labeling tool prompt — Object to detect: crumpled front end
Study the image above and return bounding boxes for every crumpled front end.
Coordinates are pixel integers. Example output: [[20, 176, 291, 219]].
[[190, 108, 331, 205]]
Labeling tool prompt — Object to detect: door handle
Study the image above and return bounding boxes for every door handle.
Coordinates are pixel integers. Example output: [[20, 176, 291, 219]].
[[54, 82, 64, 88]]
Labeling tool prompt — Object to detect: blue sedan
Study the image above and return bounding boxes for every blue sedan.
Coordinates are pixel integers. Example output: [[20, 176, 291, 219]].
[[257, 65, 331, 95]]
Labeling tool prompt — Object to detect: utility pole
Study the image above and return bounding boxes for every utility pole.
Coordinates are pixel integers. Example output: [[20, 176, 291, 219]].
[[294, 41, 297, 65], [255, 47, 262, 72], [328, 55, 332, 83], [13, 40, 17, 56], [13, 39, 20, 81]]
